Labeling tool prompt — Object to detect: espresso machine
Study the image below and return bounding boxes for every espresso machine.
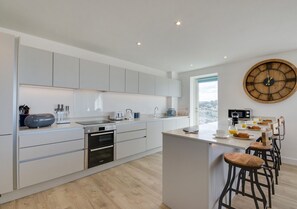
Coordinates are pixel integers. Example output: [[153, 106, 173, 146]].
[[231, 112, 239, 125]]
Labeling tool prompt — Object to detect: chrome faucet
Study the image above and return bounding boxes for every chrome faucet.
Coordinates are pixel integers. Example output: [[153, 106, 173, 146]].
[[154, 106, 159, 118]]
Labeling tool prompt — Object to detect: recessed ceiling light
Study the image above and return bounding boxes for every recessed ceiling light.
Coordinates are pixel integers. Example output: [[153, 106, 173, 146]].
[[176, 21, 182, 26], [224, 56, 228, 59], [137, 42, 142, 46], [190, 64, 193, 67]]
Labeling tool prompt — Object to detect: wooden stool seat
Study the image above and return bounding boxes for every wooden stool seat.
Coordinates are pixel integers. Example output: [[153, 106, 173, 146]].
[[224, 153, 264, 169], [249, 142, 273, 151]]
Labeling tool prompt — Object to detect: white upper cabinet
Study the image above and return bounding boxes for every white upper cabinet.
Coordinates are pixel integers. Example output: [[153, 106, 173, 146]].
[[109, 66, 125, 92], [139, 73, 155, 95], [79, 59, 109, 91], [19, 45, 53, 86], [169, 79, 181, 97], [125, 69, 139, 94], [53, 53, 79, 89], [155, 77, 169, 96]]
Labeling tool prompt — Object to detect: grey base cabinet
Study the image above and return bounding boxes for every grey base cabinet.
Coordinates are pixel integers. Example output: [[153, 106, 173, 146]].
[[146, 121, 163, 150], [18, 128, 84, 188], [0, 135, 13, 194]]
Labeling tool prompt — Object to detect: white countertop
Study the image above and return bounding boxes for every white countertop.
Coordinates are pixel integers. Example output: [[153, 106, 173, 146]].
[[163, 123, 263, 150], [18, 116, 189, 134]]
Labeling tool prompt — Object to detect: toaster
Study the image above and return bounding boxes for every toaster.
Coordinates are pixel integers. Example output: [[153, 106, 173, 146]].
[[109, 111, 124, 121]]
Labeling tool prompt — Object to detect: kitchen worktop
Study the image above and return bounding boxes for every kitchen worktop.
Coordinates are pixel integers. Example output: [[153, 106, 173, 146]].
[[18, 116, 189, 134]]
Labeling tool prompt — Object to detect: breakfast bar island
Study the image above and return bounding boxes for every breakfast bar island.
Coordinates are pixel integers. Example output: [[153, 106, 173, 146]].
[[162, 124, 261, 209]]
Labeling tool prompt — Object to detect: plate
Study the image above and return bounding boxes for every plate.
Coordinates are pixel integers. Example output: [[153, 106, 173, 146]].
[[232, 136, 254, 140], [213, 134, 229, 139]]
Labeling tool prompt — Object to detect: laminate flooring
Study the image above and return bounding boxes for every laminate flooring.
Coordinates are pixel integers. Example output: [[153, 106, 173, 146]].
[[1, 152, 297, 209]]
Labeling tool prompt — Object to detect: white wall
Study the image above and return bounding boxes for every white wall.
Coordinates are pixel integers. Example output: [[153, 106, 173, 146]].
[[179, 50, 297, 165], [19, 86, 167, 118]]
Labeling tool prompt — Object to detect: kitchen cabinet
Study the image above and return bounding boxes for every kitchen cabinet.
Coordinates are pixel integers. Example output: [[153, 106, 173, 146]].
[[125, 69, 139, 94], [0, 33, 15, 135], [155, 77, 169, 96], [18, 128, 84, 188], [18, 45, 53, 86], [80, 59, 109, 91], [0, 135, 13, 194], [0, 33, 15, 195], [176, 118, 190, 129], [53, 53, 79, 89], [169, 79, 181, 97], [163, 119, 177, 132], [116, 122, 147, 160], [139, 73, 155, 95], [146, 121, 163, 150], [110, 66, 125, 92], [163, 117, 190, 131]]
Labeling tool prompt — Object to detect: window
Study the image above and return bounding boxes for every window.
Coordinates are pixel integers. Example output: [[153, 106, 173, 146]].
[[196, 76, 218, 125]]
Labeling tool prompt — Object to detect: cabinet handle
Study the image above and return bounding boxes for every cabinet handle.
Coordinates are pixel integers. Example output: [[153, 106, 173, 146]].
[[90, 131, 114, 137], [90, 145, 114, 152]]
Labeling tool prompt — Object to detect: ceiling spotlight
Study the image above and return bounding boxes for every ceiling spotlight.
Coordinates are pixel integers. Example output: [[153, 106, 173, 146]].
[[190, 64, 193, 67], [137, 42, 142, 46], [224, 56, 228, 59], [175, 21, 181, 26]]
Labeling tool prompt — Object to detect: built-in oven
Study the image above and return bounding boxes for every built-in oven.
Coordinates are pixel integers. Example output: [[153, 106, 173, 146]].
[[76, 120, 116, 169]]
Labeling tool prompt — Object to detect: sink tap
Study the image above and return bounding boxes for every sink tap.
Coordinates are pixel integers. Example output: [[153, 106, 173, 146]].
[[154, 106, 159, 118]]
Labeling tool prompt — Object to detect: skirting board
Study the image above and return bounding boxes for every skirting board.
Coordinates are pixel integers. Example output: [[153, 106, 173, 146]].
[[282, 156, 297, 166], [0, 147, 162, 204]]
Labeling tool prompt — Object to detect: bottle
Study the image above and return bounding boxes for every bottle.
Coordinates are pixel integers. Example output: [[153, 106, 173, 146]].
[[262, 132, 267, 146]]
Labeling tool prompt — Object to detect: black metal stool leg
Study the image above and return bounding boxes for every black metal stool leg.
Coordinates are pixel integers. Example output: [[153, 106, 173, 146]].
[[263, 167, 272, 208], [254, 169, 267, 209], [249, 170, 259, 209], [218, 164, 233, 209], [228, 166, 237, 207]]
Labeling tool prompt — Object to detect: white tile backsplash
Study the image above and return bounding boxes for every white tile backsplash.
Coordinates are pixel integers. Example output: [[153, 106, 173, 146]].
[[19, 86, 167, 118]]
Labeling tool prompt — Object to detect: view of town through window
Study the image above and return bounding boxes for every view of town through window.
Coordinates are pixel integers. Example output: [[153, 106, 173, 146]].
[[197, 77, 218, 125]]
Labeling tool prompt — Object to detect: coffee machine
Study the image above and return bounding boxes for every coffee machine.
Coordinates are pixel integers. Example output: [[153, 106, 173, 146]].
[[231, 112, 239, 125]]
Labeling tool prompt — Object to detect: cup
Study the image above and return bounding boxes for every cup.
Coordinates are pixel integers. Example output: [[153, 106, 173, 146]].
[[216, 130, 226, 137], [134, 112, 140, 118]]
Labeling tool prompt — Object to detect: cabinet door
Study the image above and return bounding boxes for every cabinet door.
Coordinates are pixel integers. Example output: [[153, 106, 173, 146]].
[[116, 137, 146, 160], [110, 66, 125, 92], [19, 150, 84, 188], [176, 118, 190, 129], [155, 77, 169, 96], [146, 121, 163, 150], [0, 135, 13, 194], [169, 79, 181, 97], [163, 119, 178, 132], [53, 53, 79, 88], [125, 69, 139, 94], [80, 59, 109, 91], [19, 45, 53, 86], [139, 73, 155, 95], [0, 33, 15, 134]]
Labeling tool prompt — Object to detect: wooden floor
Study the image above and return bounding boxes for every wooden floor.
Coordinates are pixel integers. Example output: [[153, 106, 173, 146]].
[[1, 152, 297, 209]]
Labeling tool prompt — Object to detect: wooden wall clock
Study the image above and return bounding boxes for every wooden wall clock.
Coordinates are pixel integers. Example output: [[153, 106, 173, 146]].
[[243, 59, 297, 103]]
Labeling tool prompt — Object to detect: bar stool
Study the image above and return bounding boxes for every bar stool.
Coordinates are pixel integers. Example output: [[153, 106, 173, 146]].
[[246, 142, 276, 208], [218, 153, 267, 209], [272, 116, 285, 166]]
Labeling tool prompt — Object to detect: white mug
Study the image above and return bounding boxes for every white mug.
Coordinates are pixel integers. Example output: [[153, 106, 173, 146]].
[[216, 130, 226, 137]]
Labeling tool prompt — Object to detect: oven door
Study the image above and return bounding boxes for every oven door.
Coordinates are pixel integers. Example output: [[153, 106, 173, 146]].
[[88, 145, 114, 168], [88, 131, 114, 149]]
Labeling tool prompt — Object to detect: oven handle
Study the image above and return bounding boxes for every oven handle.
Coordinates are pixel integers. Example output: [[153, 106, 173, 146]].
[[90, 131, 114, 137], [90, 145, 114, 152]]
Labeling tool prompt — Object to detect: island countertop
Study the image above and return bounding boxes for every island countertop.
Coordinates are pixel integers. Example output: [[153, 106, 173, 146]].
[[163, 123, 262, 150]]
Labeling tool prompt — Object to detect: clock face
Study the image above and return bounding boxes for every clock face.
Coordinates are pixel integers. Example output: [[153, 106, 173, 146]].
[[243, 59, 297, 103]]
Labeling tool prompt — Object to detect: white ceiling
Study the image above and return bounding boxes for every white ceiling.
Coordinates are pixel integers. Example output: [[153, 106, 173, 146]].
[[1, 0, 297, 72]]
